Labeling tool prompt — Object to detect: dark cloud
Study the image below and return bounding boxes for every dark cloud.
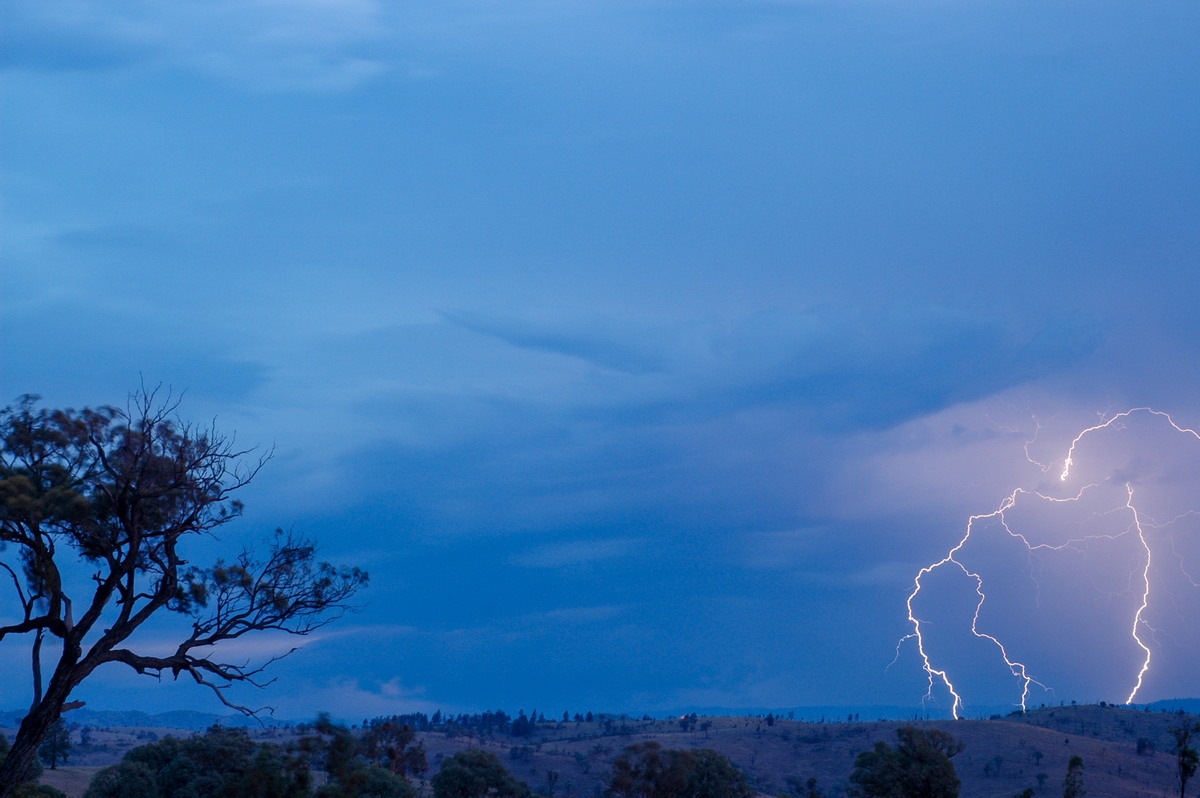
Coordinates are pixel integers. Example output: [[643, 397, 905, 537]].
[[442, 311, 668, 375], [1, 304, 268, 406], [3, 0, 1197, 716], [441, 305, 1103, 433]]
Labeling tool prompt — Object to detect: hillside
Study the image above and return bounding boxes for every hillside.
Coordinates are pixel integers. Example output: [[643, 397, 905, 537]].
[[21, 703, 1198, 797]]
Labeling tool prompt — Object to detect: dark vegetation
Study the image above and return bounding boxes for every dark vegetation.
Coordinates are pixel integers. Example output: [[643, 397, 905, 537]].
[[5, 702, 1198, 798], [848, 727, 962, 798]]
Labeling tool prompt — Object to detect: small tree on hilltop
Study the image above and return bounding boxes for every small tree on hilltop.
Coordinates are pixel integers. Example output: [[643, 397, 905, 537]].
[[0, 392, 368, 795]]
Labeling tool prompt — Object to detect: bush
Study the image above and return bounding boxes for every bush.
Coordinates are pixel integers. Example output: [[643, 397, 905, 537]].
[[433, 750, 530, 798], [84, 726, 309, 798]]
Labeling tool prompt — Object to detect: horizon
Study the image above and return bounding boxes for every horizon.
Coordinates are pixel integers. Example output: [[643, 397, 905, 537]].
[[7, 697, 1200, 730]]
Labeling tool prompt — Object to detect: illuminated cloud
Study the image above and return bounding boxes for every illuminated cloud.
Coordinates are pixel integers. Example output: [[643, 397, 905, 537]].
[[904, 409, 1200, 716]]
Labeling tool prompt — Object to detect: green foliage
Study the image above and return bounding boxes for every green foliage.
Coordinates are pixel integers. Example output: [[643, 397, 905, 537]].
[[84, 761, 159, 798], [608, 742, 751, 798], [1062, 755, 1085, 798], [432, 749, 531, 798], [317, 764, 414, 798], [361, 717, 428, 777], [88, 715, 420, 798], [83, 726, 310, 798], [37, 720, 70, 770], [304, 714, 416, 798], [684, 749, 753, 798], [849, 726, 963, 798], [609, 742, 689, 798], [1173, 722, 1200, 798]]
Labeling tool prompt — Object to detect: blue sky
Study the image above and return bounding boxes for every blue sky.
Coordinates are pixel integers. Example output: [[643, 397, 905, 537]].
[[2, 0, 1199, 720]]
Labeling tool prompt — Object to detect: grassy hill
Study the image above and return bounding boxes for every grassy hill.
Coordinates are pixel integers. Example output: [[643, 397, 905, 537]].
[[22, 703, 1198, 797]]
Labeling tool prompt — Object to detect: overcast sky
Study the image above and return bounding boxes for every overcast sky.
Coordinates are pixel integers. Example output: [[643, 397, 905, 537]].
[[3, 0, 1199, 720]]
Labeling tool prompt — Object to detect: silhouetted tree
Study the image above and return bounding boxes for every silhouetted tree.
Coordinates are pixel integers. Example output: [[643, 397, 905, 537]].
[[849, 726, 963, 798], [83, 725, 310, 798], [303, 714, 415, 798], [1174, 722, 1200, 798], [609, 743, 750, 798], [36, 720, 70, 770], [512, 711, 533, 738], [610, 742, 689, 798], [684, 749, 753, 798], [362, 717, 428, 777], [83, 761, 158, 798], [1062, 755, 1085, 798], [0, 392, 367, 794], [432, 749, 529, 798]]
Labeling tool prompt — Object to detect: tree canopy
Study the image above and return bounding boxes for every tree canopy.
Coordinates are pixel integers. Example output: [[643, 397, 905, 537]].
[[1062, 755, 1085, 798], [0, 392, 368, 794], [1173, 723, 1198, 798], [83, 726, 311, 798], [849, 726, 963, 798], [608, 742, 753, 798], [432, 749, 530, 798]]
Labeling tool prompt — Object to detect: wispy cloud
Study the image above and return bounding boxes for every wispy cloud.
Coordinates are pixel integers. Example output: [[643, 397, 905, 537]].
[[441, 605, 631, 650], [267, 676, 442, 719], [443, 311, 668, 375], [510, 537, 644, 568], [3, 0, 389, 90], [441, 304, 1101, 431]]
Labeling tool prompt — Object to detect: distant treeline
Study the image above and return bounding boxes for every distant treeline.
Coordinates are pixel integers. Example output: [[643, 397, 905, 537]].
[[344, 709, 633, 738]]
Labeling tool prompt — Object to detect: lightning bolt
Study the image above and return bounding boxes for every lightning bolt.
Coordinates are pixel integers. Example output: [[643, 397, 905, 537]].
[[902, 408, 1200, 718]]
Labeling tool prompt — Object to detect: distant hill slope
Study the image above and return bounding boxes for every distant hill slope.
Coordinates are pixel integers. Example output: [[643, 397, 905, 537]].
[[459, 707, 1192, 798], [1009, 703, 1198, 754], [21, 702, 1200, 798], [0, 707, 282, 731]]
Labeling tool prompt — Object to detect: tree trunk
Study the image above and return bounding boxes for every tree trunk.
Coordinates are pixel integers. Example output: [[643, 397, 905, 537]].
[[0, 678, 74, 797]]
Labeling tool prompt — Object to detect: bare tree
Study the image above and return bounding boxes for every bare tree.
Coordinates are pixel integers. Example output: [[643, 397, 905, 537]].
[[0, 391, 368, 794]]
